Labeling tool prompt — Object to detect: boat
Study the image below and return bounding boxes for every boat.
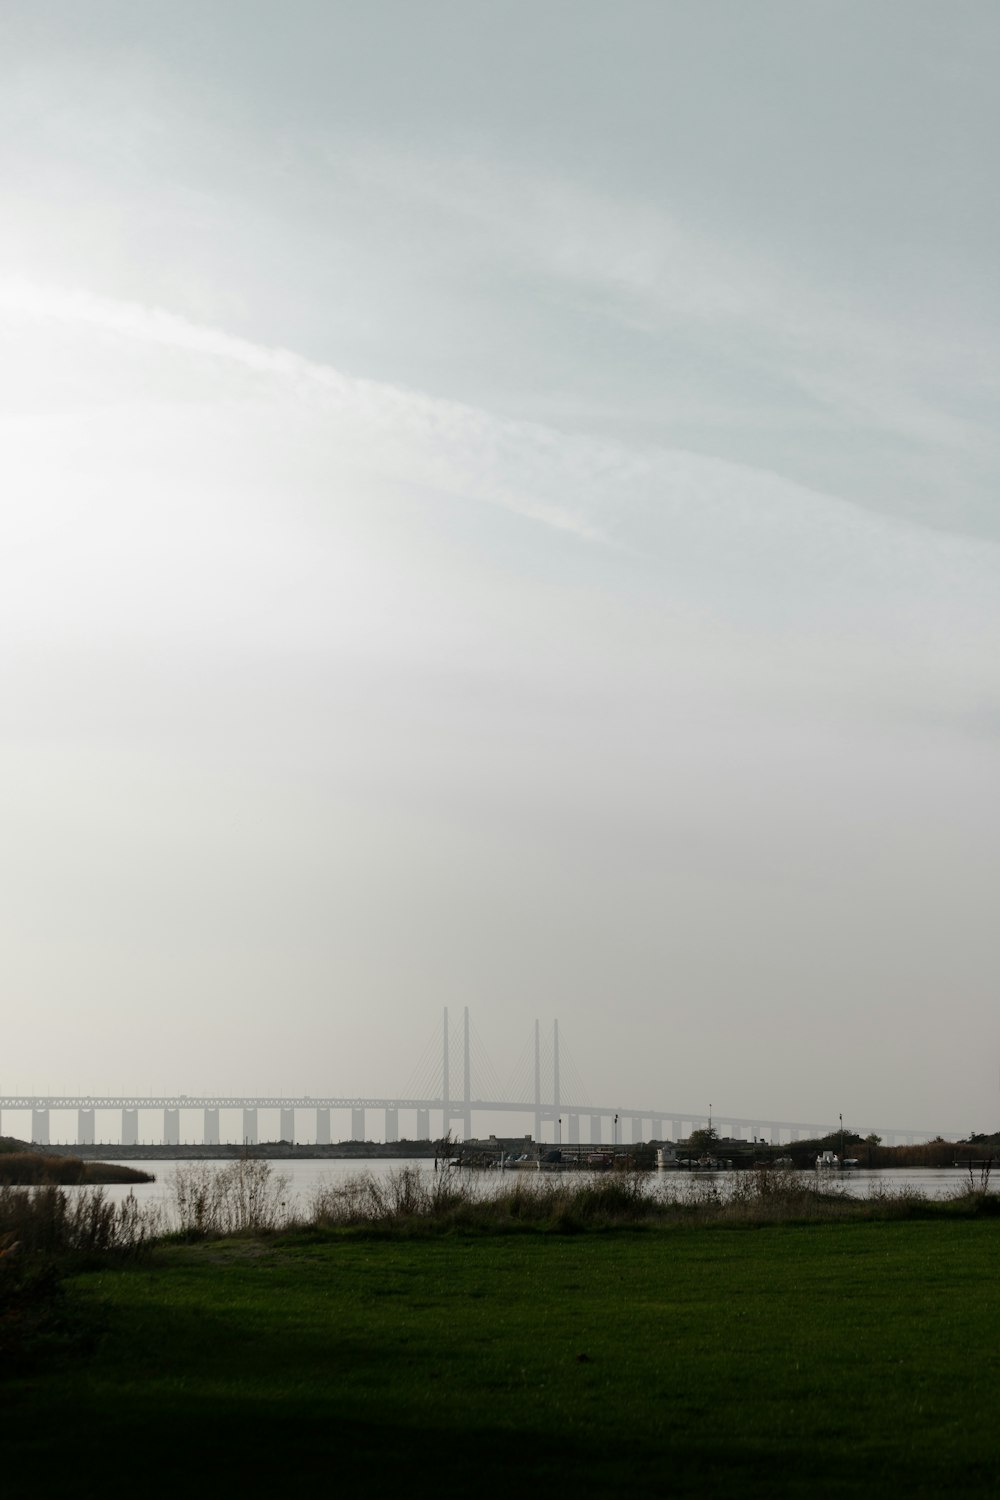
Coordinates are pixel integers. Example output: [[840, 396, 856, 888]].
[[816, 1150, 860, 1170], [676, 1155, 733, 1170]]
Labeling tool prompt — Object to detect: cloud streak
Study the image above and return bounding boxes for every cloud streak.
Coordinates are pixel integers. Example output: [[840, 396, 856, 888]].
[[3, 274, 999, 738]]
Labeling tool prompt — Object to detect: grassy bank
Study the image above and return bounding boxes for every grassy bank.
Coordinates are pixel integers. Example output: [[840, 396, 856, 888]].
[[5, 1214, 1000, 1498], [0, 1151, 154, 1186]]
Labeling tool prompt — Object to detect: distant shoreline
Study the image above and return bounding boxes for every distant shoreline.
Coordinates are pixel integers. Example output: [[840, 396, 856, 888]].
[[37, 1141, 441, 1162]]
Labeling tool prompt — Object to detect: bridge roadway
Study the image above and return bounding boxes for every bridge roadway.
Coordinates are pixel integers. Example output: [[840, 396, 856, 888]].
[[0, 1095, 939, 1148]]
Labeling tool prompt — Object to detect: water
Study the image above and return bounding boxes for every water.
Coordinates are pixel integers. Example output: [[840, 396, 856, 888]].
[[64, 1158, 988, 1220], [800, 1166, 988, 1200], [670, 1165, 988, 1201]]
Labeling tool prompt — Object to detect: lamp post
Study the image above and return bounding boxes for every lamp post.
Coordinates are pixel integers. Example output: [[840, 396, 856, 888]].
[[557, 1116, 562, 1147], [614, 1113, 619, 1150]]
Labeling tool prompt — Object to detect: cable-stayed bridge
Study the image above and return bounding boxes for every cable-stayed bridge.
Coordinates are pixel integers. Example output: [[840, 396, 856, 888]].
[[0, 1009, 944, 1147]]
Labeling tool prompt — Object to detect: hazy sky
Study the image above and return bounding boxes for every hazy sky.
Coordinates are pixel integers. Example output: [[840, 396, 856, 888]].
[[1, 2, 998, 1138]]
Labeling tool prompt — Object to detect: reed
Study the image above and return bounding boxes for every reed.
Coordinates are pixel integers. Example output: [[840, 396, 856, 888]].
[[170, 1156, 291, 1237], [305, 1163, 950, 1234], [0, 1152, 153, 1187], [0, 1183, 155, 1258]]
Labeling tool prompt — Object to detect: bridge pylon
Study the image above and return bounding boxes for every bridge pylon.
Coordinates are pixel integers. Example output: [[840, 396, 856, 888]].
[[440, 1005, 472, 1139]]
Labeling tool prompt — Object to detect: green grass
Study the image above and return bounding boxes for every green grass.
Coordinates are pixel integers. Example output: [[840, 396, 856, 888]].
[[4, 1219, 1000, 1497]]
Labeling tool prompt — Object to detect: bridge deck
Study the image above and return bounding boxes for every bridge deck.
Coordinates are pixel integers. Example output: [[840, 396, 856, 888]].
[[0, 1095, 942, 1142]]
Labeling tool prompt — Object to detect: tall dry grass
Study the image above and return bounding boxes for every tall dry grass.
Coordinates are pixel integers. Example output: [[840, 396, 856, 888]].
[[0, 1152, 153, 1187], [306, 1163, 952, 1233], [308, 1165, 751, 1232], [0, 1186, 155, 1372], [0, 1153, 88, 1186], [170, 1157, 292, 1236], [0, 1184, 155, 1258]]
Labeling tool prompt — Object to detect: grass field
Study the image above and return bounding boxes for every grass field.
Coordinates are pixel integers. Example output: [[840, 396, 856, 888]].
[[4, 1217, 1000, 1498]]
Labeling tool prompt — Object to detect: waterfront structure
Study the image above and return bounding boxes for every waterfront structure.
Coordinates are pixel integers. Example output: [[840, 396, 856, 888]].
[[0, 1009, 941, 1147]]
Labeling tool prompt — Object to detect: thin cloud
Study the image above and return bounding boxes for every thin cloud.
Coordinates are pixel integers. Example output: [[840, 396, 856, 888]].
[[338, 145, 998, 500], [0, 276, 611, 543]]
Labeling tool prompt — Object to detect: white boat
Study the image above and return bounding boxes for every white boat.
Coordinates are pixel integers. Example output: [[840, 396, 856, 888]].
[[816, 1150, 860, 1170]]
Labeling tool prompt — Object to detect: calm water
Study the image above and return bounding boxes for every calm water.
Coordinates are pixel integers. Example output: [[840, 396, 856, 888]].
[[67, 1158, 988, 1219]]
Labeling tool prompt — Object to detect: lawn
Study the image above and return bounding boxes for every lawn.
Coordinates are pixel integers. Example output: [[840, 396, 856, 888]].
[[4, 1219, 1000, 1498]]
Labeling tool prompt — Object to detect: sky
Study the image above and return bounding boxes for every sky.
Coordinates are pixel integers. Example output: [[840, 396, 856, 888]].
[[1, 2, 998, 1141]]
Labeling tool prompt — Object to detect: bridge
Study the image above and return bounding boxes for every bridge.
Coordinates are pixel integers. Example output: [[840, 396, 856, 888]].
[[0, 1010, 944, 1148]]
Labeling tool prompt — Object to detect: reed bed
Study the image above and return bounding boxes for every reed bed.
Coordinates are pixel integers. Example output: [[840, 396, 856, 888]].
[[169, 1157, 292, 1237], [0, 1183, 155, 1259], [0, 1151, 153, 1187], [303, 1163, 972, 1234]]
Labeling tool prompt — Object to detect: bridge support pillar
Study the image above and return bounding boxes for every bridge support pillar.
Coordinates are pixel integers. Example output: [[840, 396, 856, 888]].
[[280, 1108, 295, 1143], [631, 1116, 643, 1144], [77, 1108, 95, 1146], [121, 1108, 139, 1146], [163, 1108, 180, 1146], [351, 1107, 365, 1141], [568, 1113, 579, 1144], [589, 1114, 602, 1145], [315, 1109, 331, 1145], [242, 1108, 258, 1145], [203, 1109, 219, 1145], [385, 1107, 398, 1143], [31, 1108, 49, 1145], [416, 1108, 430, 1139], [652, 1118, 663, 1139]]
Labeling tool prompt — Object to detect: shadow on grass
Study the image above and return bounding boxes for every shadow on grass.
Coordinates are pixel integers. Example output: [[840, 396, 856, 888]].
[[2, 1388, 992, 1500]]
